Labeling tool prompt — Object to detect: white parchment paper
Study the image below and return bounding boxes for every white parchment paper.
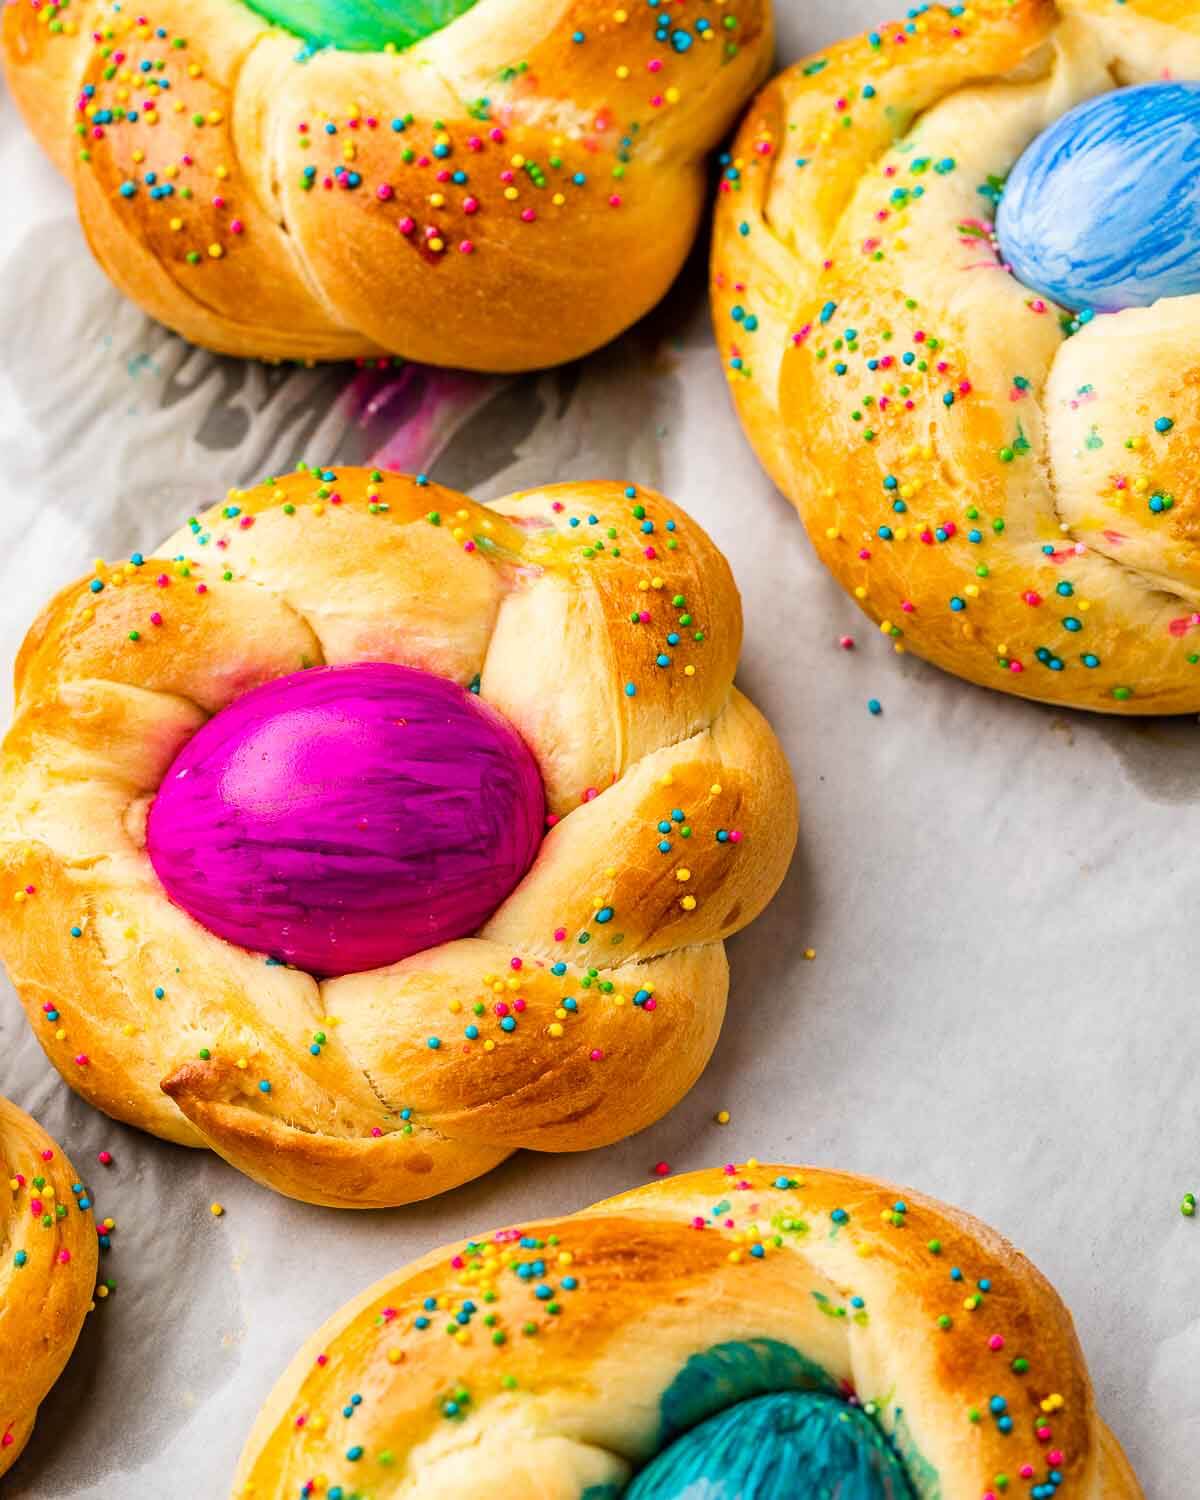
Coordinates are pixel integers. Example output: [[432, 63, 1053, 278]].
[[0, 5, 1196, 1496]]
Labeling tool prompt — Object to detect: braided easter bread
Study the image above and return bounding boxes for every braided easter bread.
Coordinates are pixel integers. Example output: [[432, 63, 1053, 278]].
[[4, 0, 772, 370], [0, 470, 796, 1209], [715, 0, 1200, 713], [0, 1095, 98, 1478], [231, 1161, 1142, 1499]]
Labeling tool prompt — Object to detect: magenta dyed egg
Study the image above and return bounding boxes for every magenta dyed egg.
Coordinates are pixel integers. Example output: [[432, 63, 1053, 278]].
[[146, 663, 544, 976]]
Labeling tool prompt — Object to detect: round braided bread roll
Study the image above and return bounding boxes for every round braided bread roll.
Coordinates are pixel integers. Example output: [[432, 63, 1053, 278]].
[[231, 1162, 1142, 1499], [714, 0, 1200, 713], [3, 0, 772, 370], [0, 470, 796, 1209], [0, 1095, 98, 1478]]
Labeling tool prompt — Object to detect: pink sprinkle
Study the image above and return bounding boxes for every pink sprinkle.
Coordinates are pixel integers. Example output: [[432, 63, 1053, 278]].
[[652, 1161, 671, 1176], [643, 546, 657, 559], [839, 635, 855, 650], [376, 184, 394, 202], [316, 1354, 328, 1367], [370, 1127, 382, 1137], [644, 998, 657, 1011], [75, 1054, 89, 1066], [609, 194, 622, 207], [648, 58, 662, 73], [58, 1249, 71, 1264], [294, 1415, 307, 1429], [196, 583, 208, 595], [1009, 661, 1024, 674], [692, 1216, 706, 1229], [583, 787, 599, 802], [513, 997, 526, 1013], [1048, 1451, 1064, 1466], [451, 1254, 465, 1269], [150, 611, 163, 626], [729, 830, 743, 843], [901, 600, 915, 613], [988, 1335, 1004, 1351], [398, 216, 415, 235], [510, 957, 522, 970], [520, 208, 536, 223], [459, 240, 475, 255], [97, 1151, 113, 1166], [1023, 591, 1042, 607], [554, 927, 567, 942], [1020, 1467, 1034, 1480], [1037, 1427, 1052, 1443], [858, 548, 872, 561], [156, 573, 170, 587], [462, 196, 479, 214], [589, 1048, 605, 1062], [239, 515, 254, 529], [1, 1434, 12, 1449], [41, 1149, 53, 1162]]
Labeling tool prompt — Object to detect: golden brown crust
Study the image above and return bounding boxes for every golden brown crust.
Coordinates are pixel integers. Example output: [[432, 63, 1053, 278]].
[[3, 0, 772, 368], [0, 1095, 98, 1479], [0, 469, 796, 1208], [714, 0, 1200, 713], [231, 1162, 1143, 1499]]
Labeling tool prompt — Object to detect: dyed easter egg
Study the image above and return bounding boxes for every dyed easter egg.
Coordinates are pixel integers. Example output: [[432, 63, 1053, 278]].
[[626, 1392, 914, 1499], [239, 0, 479, 51], [147, 663, 543, 977], [996, 82, 1200, 313]]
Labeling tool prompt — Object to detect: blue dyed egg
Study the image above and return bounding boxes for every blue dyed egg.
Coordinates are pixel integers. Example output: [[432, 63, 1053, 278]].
[[997, 82, 1200, 312], [626, 1393, 914, 1500]]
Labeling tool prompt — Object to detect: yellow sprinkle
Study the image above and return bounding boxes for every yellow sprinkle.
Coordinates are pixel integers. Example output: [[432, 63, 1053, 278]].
[[803, 948, 816, 960], [676, 869, 691, 882], [665, 87, 680, 104], [483, 1039, 495, 1052], [680, 895, 697, 911], [548, 1023, 564, 1039], [684, 665, 696, 677], [210, 1202, 224, 1217], [710, 783, 722, 795], [386, 1348, 403, 1365], [235, 1057, 248, 1070], [208, 244, 224, 259], [825, 526, 840, 540], [714, 1109, 731, 1125]]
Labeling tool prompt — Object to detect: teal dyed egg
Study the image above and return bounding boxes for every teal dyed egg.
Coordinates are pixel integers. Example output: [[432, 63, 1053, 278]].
[[626, 1392, 914, 1499]]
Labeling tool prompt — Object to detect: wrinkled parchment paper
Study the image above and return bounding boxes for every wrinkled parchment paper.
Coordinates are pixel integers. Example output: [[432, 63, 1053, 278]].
[[0, 5, 1195, 1495]]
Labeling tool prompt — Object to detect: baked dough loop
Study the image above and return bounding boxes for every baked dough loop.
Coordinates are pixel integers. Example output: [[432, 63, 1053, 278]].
[[0, 470, 797, 1209], [714, 0, 1200, 713], [232, 1162, 1143, 1499], [3, 0, 772, 369], [0, 1095, 98, 1479]]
